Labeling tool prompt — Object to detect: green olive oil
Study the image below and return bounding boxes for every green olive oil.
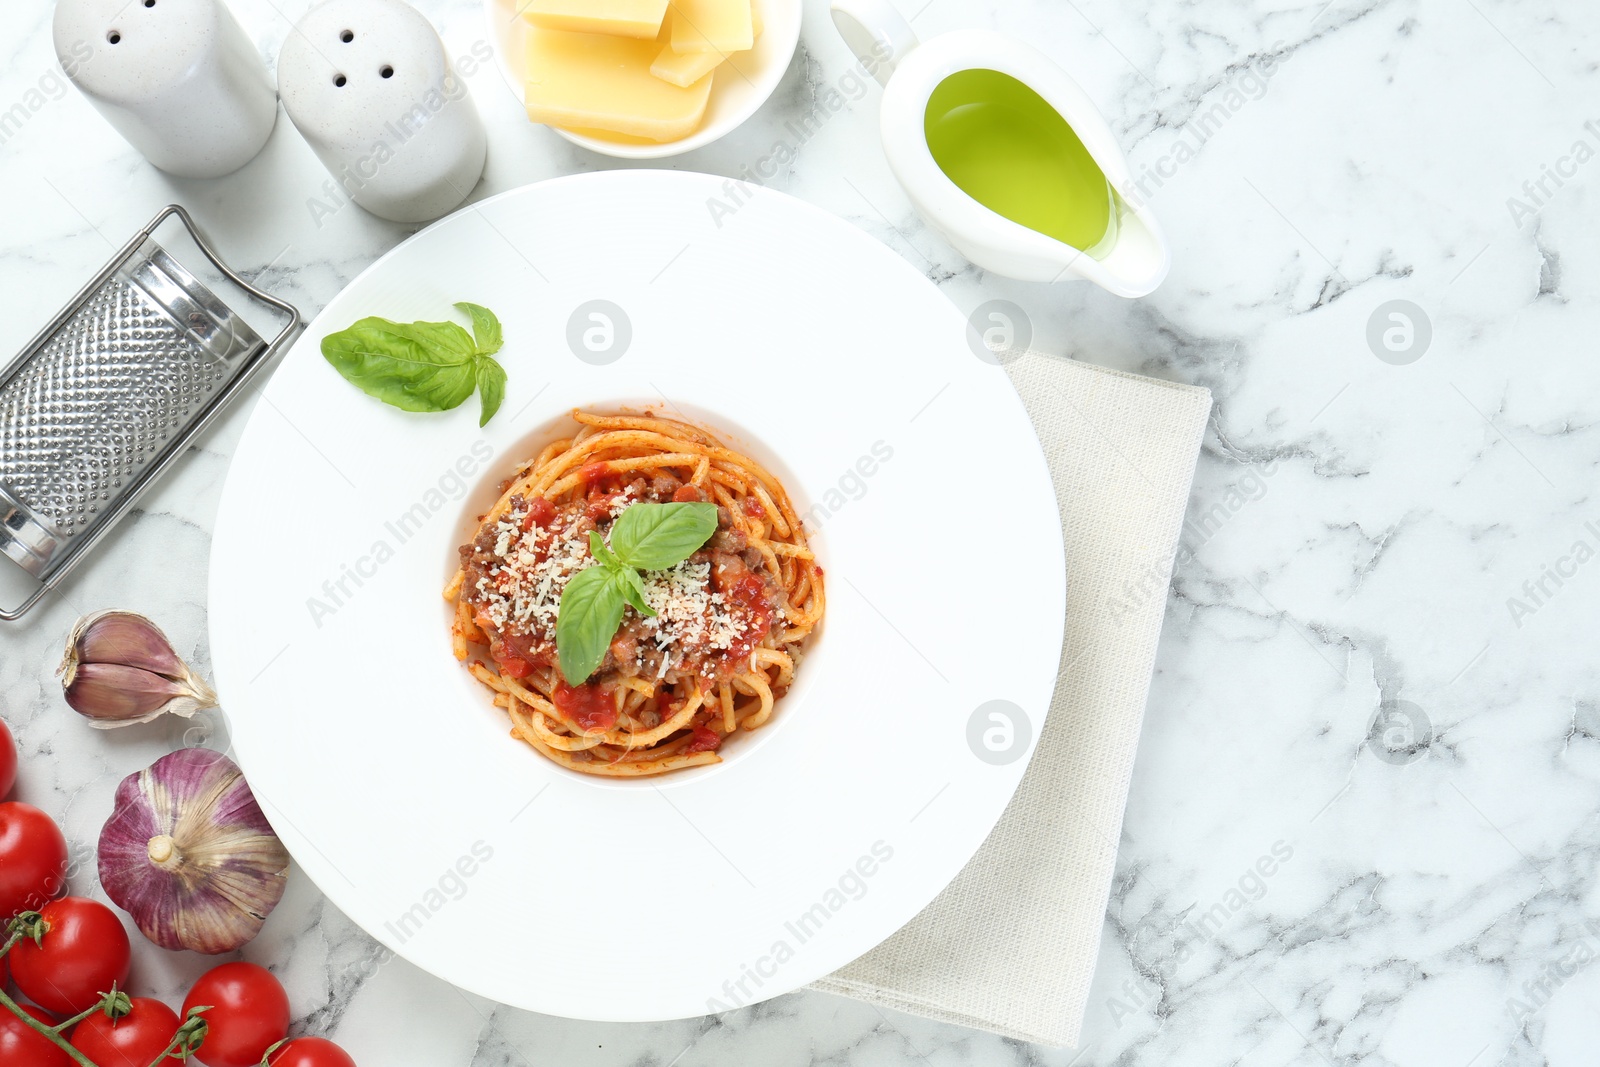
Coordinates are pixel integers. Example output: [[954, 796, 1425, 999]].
[[923, 68, 1115, 253]]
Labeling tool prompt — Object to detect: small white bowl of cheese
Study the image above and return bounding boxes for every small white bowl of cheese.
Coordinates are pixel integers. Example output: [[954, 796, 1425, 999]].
[[487, 0, 802, 158]]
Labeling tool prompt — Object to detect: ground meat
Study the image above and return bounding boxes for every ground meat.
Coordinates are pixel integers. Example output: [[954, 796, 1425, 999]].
[[711, 550, 755, 593], [650, 470, 682, 497], [710, 525, 748, 553]]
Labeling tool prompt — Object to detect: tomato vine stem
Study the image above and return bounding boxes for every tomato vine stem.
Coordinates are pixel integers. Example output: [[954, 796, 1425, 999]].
[[1, 918, 207, 1066], [0, 980, 100, 1067]]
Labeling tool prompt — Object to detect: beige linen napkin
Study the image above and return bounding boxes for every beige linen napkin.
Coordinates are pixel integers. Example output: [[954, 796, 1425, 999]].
[[811, 351, 1212, 1048]]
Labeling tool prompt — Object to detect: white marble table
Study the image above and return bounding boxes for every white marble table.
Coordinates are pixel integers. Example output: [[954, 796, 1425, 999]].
[[3, 0, 1597, 1062]]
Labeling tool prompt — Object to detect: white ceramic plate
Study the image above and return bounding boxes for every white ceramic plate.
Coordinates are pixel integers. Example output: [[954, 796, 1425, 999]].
[[485, 0, 801, 159], [209, 170, 1065, 1021]]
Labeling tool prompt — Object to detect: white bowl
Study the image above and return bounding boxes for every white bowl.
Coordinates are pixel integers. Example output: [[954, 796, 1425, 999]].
[[485, 0, 801, 159], [208, 170, 1066, 1021]]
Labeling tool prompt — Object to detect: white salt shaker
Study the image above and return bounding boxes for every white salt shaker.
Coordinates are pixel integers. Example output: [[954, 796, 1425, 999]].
[[53, 0, 277, 179], [278, 0, 488, 224]]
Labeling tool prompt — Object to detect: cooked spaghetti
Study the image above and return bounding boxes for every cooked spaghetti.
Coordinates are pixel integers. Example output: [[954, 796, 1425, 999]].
[[445, 410, 825, 777]]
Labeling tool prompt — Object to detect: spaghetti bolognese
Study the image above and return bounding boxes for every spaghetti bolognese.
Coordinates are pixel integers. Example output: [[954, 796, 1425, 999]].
[[445, 410, 824, 777]]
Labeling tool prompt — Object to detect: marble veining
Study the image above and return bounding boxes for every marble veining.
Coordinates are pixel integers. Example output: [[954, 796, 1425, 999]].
[[1, 0, 1597, 1063]]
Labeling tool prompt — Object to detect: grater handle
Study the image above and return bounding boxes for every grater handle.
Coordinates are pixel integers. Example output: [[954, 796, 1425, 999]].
[[145, 205, 303, 348], [0, 585, 49, 622]]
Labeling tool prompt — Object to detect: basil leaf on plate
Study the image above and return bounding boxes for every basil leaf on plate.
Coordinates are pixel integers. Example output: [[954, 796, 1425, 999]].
[[320, 318, 478, 413], [455, 302, 504, 355], [610, 502, 718, 571], [320, 303, 512, 424], [389, 319, 478, 358], [555, 565, 627, 686], [474, 356, 507, 427]]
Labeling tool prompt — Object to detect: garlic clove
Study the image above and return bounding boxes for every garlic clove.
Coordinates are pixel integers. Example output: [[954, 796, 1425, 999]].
[[58, 611, 219, 729], [62, 663, 213, 729], [99, 748, 290, 954], [66, 611, 189, 678]]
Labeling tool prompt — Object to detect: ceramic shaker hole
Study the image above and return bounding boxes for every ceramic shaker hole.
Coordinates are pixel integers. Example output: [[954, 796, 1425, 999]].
[[107, 30, 120, 43], [333, 74, 347, 87], [380, 65, 394, 78], [341, 29, 354, 42]]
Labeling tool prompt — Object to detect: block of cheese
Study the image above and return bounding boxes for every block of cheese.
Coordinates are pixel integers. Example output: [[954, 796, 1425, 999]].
[[559, 126, 661, 145], [667, 0, 753, 54], [521, 0, 670, 39], [525, 28, 713, 141], [652, 2, 760, 86], [650, 38, 725, 89]]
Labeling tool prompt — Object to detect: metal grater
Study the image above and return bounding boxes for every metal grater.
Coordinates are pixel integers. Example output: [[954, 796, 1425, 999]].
[[0, 205, 301, 620]]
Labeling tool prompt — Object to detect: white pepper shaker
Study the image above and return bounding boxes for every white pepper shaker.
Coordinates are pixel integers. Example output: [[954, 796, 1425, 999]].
[[278, 0, 488, 224], [53, 0, 277, 179]]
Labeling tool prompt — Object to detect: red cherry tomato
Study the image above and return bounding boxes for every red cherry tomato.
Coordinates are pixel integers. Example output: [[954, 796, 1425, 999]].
[[70, 997, 181, 1067], [0, 717, 16, 798], [268, 1036, 358, 1067], [10, 897, 132, 1015], [0, 802, 68, 919], [182, 962, 290, 1067], [0, 1003, 72, 1067]]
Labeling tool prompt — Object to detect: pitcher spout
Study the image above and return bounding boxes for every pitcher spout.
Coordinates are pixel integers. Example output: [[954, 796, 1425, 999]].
[[1067, 197, 1170, 298]]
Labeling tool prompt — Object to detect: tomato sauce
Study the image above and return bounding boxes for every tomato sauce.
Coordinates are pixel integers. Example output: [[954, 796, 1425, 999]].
[[554, 682, 616, 733], [521, 496, 556, 530], [498, 656, 534, 679], [684, 726, 722, 753], [704, 562, 776, 666]]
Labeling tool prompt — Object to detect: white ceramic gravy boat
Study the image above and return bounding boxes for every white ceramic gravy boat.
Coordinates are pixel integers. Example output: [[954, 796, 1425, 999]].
[[831, 0, 1170, 297]]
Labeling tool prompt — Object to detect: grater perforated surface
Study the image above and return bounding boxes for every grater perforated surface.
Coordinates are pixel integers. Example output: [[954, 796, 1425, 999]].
[[0, 205, 299, 620], [0, 275, 230, 538]]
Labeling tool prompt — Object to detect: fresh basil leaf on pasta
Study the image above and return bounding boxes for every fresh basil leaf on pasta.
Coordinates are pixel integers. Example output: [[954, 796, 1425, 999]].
[[610, 503, 718, 571], [320, 303, 511, 424], [616, 565, 655, 618], [587, 530, 620, 569], [557, 502, 716, 684], [455, 302, 504, 355], [555, 565, 626, 685]]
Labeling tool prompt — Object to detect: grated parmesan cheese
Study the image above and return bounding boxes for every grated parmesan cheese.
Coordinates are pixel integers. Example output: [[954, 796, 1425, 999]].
[[637, 561, 748, 672], [474, 506, 597, 635], [607, 485, 638, 519]]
